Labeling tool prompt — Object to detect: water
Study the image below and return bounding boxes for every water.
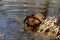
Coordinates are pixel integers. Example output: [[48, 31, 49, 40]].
[[0, 0, 60, 40]]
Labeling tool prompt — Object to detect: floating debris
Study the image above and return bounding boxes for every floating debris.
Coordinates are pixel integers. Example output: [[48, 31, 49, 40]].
[[37, 17, 60, 38]]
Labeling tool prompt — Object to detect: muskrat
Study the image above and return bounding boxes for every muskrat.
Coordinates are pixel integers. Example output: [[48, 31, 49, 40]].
[[24, 13, 44, 35]]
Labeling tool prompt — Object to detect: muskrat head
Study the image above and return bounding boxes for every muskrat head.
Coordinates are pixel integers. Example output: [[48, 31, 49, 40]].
[[24, 13, 44, 33], [24, 13, 44, 27]]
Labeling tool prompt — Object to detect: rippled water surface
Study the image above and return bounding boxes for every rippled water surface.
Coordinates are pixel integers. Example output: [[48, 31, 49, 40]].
[[0, 0, 60, 40]]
